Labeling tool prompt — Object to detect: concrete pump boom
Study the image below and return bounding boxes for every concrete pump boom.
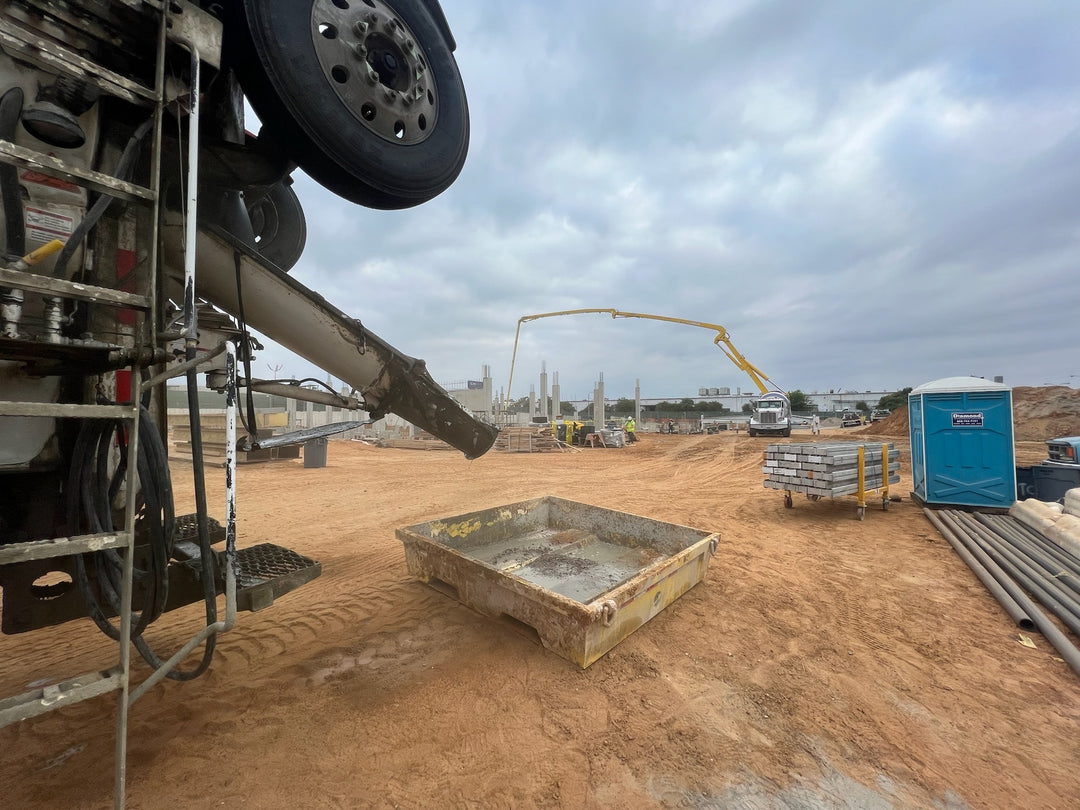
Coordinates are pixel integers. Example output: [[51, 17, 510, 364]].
[[506, 308, 782, 406]]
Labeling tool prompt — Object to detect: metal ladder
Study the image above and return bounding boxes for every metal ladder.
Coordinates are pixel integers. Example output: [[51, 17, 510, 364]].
[[0, 2, 227, 806]]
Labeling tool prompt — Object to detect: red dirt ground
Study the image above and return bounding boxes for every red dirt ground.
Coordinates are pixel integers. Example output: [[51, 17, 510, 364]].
[[2, 390, 1080, 808]]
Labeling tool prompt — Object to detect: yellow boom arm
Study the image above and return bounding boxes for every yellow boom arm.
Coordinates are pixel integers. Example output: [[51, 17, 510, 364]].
[[507, 308, 780, 405]]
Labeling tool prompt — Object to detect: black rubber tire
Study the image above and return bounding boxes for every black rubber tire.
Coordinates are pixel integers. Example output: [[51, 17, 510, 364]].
[[226, 0, 469, 210], [246, 180, 307, 272]]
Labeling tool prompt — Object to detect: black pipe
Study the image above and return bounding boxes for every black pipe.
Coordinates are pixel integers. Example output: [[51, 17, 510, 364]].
[[952, 513, 1080, 637], [52, 117, 153, 279], [928, 509, 1080, 679], [0, 87, 25, 259], [923, 509, 1033, 630]]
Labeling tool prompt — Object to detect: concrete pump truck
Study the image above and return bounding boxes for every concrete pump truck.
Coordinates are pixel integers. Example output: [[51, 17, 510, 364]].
[[0, 1, 498, 789]]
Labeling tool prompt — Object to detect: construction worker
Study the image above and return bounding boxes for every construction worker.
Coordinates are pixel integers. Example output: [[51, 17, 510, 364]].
[[625, 416, 636, 443]]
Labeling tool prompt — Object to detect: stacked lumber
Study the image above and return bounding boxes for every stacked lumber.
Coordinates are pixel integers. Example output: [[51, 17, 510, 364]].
[[381, 438, 453, 451], [763, 441, 900, 498], [170, 415, 300, 465], [493, 425, 565, 453]]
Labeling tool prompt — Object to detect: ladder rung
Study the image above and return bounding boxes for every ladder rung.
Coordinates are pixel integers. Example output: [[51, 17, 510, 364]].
[[0, 402, 137, 419], [0, 18, 157, 106], [0, 140, 155, 203], [0, 667, 123, 728], [0, 531, 131, 565], [0, 265, 152, 311]]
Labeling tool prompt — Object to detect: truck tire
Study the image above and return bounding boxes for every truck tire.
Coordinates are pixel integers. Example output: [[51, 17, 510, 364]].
[[246, 179, 307, 272], [226, 0, 469, 209]]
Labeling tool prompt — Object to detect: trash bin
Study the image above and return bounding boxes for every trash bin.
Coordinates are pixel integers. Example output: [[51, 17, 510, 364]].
[[303, 438, 328, 468]]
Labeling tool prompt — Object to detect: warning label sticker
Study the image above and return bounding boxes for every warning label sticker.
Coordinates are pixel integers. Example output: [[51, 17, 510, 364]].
[[25, 206, 74, 243]]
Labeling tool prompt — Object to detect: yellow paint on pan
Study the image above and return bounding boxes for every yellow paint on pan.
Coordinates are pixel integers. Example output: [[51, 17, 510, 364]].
[[430, 519, 483, 538]]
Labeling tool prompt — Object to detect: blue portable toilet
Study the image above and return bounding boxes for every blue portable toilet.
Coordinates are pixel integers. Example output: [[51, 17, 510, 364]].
[[909, 376, 1015, 508]]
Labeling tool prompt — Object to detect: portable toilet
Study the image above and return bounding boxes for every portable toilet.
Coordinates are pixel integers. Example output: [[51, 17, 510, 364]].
[[908, 376, 1015, 508]]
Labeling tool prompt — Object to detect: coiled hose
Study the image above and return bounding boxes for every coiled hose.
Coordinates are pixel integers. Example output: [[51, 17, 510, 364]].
[[70, 405, 217, 680]]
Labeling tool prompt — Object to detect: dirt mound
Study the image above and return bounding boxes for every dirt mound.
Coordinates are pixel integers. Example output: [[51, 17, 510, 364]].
[[858, 386, 1080, 443], [862, 406, 909, 436], [1013, 386, 1080, 441]]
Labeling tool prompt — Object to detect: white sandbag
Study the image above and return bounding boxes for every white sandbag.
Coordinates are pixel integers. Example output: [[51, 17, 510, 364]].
[[1046, 514, 1080, 560], [1064, 488, 1080, 518]]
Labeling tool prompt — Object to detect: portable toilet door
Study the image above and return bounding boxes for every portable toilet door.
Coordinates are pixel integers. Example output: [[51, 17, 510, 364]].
[[908, 376, 1015, 508]]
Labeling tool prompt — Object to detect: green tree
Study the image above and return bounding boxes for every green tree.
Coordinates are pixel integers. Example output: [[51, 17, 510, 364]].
[[559, 401, 575, 417], [678, 398, 696, 410], [787, 390, 812, 412], [742, 402, 754, 414], [855, 400, 869, 412], [613, 398, 635, 414], [877, 388, 912, 411]]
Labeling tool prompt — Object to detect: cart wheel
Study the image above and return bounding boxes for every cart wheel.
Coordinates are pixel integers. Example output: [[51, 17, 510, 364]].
[[882, 497, 890, 511], [784, 494, 793, 509], [857, 506, 866, 521]]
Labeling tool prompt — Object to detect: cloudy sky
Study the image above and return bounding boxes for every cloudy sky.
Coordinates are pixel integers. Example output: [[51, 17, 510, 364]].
[[254, 0, 1080, 403]]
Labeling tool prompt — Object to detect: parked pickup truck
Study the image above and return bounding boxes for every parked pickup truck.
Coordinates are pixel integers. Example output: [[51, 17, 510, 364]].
[[870, 409, 891, 423]]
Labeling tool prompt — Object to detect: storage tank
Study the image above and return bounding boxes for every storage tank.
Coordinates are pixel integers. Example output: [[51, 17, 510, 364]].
[[908, 376, 1015, 508]]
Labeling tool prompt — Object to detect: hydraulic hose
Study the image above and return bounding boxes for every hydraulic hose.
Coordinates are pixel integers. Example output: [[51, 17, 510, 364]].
[[0, 87, 25, 260], [71, 405, 173, 639], [52, 117, 154, 280]]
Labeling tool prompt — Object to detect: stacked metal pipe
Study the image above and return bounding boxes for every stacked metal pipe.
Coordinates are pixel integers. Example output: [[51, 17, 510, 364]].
[[925, 508, 1080, 678]]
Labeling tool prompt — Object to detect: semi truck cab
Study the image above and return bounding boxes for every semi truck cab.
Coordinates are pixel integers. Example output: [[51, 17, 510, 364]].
[[749, 391, 792, 438]]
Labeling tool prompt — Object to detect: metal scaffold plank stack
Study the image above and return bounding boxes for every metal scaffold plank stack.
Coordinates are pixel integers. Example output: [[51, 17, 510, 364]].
[[763, 442, 901, 497], [762, 441, 901, 519]]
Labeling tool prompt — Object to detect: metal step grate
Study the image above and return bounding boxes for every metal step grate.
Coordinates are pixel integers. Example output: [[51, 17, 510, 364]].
[[235, 543, 321, 613]]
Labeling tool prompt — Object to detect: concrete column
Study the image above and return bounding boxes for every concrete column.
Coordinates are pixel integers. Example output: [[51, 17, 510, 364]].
[[483, 364, 493, 418], [635, 378, 641, 423], [539, 362, 548, 419], [529, 386, 536, 420], [551, 371, 561, 419], [593, 372, 605, 427]]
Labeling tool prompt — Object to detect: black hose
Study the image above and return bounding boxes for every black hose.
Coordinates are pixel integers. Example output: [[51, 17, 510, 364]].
[[232, 249, 259, 439], [70, 404, 218, 679], [0, 87, 25, 260], [52, 117, 154, 279], [71, 405, 173, 640]]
